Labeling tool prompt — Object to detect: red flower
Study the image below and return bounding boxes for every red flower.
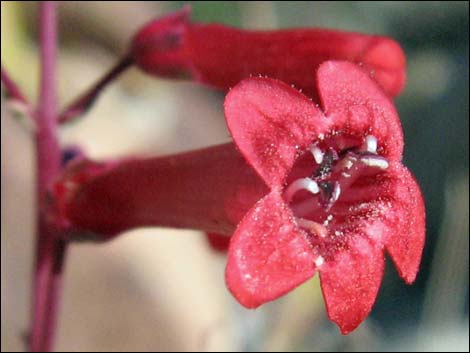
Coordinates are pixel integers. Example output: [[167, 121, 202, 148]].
[[54, 61, 424, 334], [222, 61, 425, 334], [206, 232, 231, 253], [54, 144, 267, 238], [130, 7, 406, 97]]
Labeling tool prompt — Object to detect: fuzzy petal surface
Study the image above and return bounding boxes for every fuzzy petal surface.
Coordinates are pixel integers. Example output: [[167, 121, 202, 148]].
[[226, 192, 316, 308], [384, 164, 426, 283], [317, 61, 404, 160], [224, 77, 330, 187], [319, 236, 384, 334]]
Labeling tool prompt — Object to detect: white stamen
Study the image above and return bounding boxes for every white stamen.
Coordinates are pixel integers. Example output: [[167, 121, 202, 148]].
[[360, 156, 389, 169], [310, 146, 324, 164], [296, 217, 328, 238], [332, 183, 341, 202], [365, 135, 378, 153], [284, 178, 319, 202], [314, 256, 325, 267]]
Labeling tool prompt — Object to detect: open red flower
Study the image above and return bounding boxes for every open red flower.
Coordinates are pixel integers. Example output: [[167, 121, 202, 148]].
[[130, 7, 406, 98], [223, 61, 424, 334], [54, 61, 424, 334]]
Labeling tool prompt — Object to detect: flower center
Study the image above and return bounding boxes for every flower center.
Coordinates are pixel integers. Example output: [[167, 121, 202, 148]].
[[283, 134, 389, 238]]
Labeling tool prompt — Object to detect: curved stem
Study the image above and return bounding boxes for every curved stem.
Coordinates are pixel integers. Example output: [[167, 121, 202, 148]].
[[58, 55, 133, 124], [29, 2, 67, 352], [1, 65, 34, 124], [1, 65, 31, 107]]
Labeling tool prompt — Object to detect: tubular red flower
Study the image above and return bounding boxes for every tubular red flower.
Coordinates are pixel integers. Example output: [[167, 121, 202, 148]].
[[206, 233, 231, 253], [223, 61, 424, 334], [130, 8, 406, 97], [54, 143, 267, 238], [55, 61, 424, 334]]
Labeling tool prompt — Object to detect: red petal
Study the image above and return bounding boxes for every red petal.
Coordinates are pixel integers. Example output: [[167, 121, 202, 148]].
[[132, 9, 406, 97], [188, 25, 406, 97], [224, 77, 329, 187], [56, 143, 266, 238], [316, 162, 425, 285], [130, 6, 192, 78], [360, 37, 406, 97], [317, 61, 404, 161], [206, 232, 230, 253], [226, 192, 316, 308], [385, 164, 425, 284], [319, 236, 384, 334]]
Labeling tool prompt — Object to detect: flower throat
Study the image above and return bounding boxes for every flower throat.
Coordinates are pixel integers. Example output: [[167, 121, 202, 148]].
[[283, 134, 389, 238]]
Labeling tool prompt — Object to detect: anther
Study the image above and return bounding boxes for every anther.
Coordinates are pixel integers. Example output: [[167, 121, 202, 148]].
[[310, 146, 324, 164], [314, 148, 339, 178], [360, 155, 389, 169], [365, 135, 378, 153], [284, 178, 319, 203]]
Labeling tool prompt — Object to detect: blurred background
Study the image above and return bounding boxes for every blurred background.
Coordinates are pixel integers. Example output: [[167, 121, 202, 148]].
[[1, 1, 468, 351]]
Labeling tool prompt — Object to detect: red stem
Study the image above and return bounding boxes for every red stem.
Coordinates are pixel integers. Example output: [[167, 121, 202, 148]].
[[58, 55, 133, 124], [1, 65, 32, 109], [29, 2, 67, 352]]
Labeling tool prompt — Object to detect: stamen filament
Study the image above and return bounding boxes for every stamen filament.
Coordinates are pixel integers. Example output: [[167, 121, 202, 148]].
[[284, 177, 319, 203], [295, 217, 328, 238], [290, 198, 320, 218], [332, 182, 341, 202]]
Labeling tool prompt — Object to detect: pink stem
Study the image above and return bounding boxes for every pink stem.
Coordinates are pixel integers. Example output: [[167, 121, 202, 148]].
[[29, 2, 67, 352], [58, 55, 133, 124], [1, 65, 31, 108]]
